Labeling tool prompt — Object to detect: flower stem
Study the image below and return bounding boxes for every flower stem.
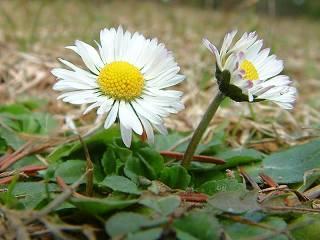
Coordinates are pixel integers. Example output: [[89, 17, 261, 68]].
[[181, 90, 225, 168]]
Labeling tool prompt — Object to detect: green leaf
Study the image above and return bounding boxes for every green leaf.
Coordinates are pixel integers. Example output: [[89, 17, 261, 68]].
[[247, 140, 320, 184], [112, 142, 132, 161], [85, 127, 120, 145], [175, 230, 198, 240], [124, 148, 164, 182], [71, 197, 138, 215], [32, 112, 58, 134], [225, 216, 288, 240], [47, 127, 120, 162], [198, 178, 245, 195], [139, 196, 180, 216], [0, 138, 7, 154], [160, 165, 191, 189], [54, 160, 86, 184], [0, 104, 30, 115], [291, 214, 320, 240], [215, 148, 265, 170], [137, 147, 164, 176], [154, 128, 226, 155], [174, 212, 220, 240], [11, 182, 57, 209], [298, 168, 320, 192], [105, 212, 150, 237], [101, 148, 117, 175], [47, 142, 78, 162], [11, 155, 40, 169], [208, 191, 261, 214], [99, 176, 141, 195], [153, 132, 187, 152], [127, 228, 163, 240], [190, 148, 264, 172], [0, 125, 24, 150], [0, 103, 57, 135], [18, 97, 48, 110]]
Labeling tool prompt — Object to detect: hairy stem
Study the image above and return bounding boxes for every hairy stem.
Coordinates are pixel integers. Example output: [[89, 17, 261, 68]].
[[181, 91, 225, 168]]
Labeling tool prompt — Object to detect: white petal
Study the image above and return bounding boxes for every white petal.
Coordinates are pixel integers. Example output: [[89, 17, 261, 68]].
[[97, 98, 114, 115], [120, 123, 132, 147], [203, 38, 222, 70], [131, 100, 162, 124], [153, 123, 168, 135], [58, 90, 100, 104], [114, 26, 124, 61], [245, 40, 263, 60], [150, 74, 185, 89], [51, 68, 98, 87], [220, 30, 238, 56], [100, 28, 117, 63], [68, 40, 104, 74], [53, 81, 96, 91], [139, 116, 154, 144], [58, 58, 97, 79], [118, 101, 143, 135], [104, 101, 119, 129], [83, 101, 103, 115]]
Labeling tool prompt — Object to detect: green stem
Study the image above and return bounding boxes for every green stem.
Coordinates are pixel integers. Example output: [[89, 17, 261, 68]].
[[78, 135, 94, 197], [181, 90, 225, 168]]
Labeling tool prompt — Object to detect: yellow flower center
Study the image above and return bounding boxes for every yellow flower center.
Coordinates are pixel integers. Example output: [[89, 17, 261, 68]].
[[97, 61, 144, 101], [240, 60, 259, 81]]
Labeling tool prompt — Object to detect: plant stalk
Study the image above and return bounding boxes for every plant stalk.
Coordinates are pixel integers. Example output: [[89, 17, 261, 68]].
[[181, 90, 225, 168], [78, 135, 94, 197]]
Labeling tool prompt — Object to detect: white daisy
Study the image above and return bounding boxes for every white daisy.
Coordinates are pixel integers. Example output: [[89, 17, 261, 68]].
[[52, 26, 185, 147], [203, 30, 297, 109]]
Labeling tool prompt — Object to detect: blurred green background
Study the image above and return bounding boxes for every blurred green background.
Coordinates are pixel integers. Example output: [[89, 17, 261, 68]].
[[160, 0, 320, 18]]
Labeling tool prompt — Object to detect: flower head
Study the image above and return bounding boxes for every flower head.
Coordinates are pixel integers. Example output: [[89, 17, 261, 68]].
[[203, 30, 297, 109], [52, 26, 185, 147]]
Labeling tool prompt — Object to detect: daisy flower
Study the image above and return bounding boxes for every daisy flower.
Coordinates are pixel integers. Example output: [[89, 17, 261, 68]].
[[52, 26, 185, 147], [203, 30, 297, 109]]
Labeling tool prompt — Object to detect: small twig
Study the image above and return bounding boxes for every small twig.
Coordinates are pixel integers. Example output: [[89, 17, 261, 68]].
[[264, 206, 320, 213], [223, 213, 294, 240], [179, 192, 208, 203], [0, 207, 31, 240], [0, 142, 51, 171], [167, 134, 193, 151], [35, 154, 49, 166], [78, 135, 94, 197], [223, 214, 278, 231], [160, 151, 225, 165], [65, 116, 94, 197], [259, 185, 287, 193], [0, 165, 47, 184], [0, 176, 16, 184], [259, 173, 279, 188], [56, 176, 86, 199], [26, 170, 89, 223], [290, 189, 310, 202], [239, 167, 261, 190], [303, 184, 320, 200], [82, 116, 104, 139], [0, 141, 32, 168]]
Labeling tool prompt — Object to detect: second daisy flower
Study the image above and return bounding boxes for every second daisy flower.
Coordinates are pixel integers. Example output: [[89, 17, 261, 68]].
[[203, 30, 296, 109]]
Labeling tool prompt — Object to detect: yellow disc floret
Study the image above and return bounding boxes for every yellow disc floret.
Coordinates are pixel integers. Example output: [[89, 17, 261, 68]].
[[97, 61, 144, 101], [240, 60, 259, 81]]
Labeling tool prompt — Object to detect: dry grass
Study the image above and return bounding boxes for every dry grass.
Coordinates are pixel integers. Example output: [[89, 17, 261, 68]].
[[0, 0, 319, 151]]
